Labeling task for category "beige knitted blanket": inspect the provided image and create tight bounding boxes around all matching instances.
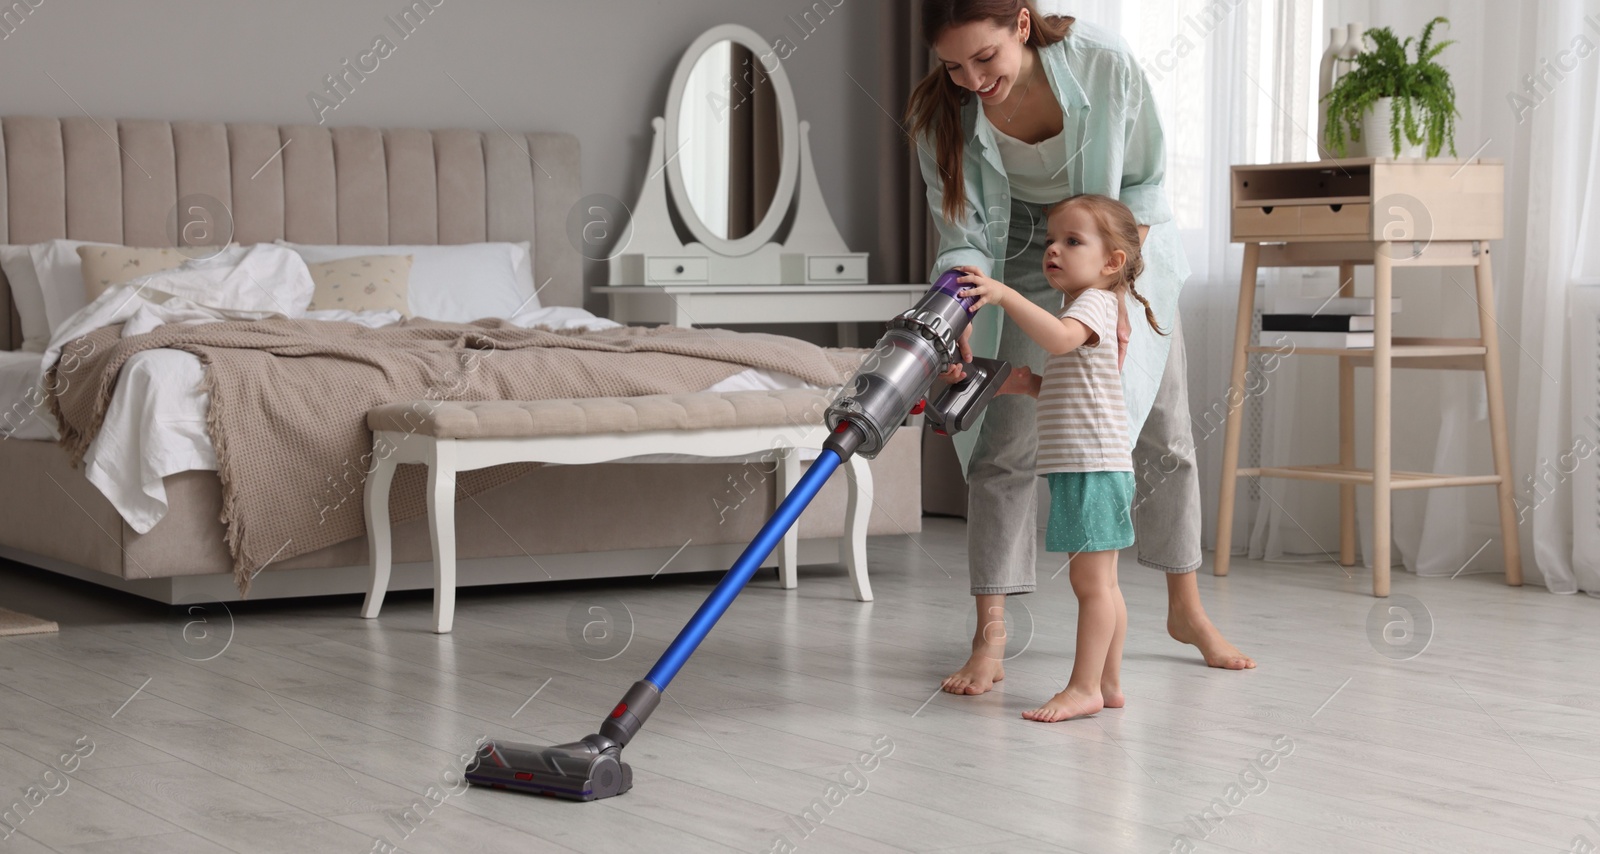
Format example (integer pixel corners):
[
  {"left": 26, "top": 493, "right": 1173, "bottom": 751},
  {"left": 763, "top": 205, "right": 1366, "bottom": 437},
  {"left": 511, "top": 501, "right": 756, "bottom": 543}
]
[{"left": 47, "top": 319, "right": 862, "bottom": 594}]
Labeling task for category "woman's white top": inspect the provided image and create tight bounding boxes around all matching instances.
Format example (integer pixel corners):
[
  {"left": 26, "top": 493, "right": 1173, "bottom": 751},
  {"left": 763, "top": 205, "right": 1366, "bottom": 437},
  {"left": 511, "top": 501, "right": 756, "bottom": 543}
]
[{"left": 982, "top": 110, "right": 1075, "bottom": 205}]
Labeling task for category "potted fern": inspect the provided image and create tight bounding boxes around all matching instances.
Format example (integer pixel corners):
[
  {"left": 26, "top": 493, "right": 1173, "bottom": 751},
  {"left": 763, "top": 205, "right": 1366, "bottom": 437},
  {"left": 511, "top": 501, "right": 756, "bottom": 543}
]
[{"left": 1323, "top": 16, "right": 1459, "bottom": 159}]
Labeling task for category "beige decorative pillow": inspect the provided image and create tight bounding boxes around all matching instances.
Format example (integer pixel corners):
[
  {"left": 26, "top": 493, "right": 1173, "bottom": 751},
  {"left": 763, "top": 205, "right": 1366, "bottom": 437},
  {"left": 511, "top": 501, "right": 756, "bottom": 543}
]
[
  {"left": 305, "top": 254, "right": 412, "bottom": 315},
  {"left": 77, "top": 245, "right": 225, "bottom": 300}
]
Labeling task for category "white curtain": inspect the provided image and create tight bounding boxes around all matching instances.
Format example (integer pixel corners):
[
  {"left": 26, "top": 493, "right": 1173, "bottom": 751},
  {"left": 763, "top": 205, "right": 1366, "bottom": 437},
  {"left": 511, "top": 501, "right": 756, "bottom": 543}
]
[
  {"left": 1313, "top": 0, "right": 1598, "bottom": 596},
  {"left": 1504, "top": 0, "right": 1600, "bottom": 595},
  {"left": 1048, "top": 0, "right": 1595, "bottom": 594}
]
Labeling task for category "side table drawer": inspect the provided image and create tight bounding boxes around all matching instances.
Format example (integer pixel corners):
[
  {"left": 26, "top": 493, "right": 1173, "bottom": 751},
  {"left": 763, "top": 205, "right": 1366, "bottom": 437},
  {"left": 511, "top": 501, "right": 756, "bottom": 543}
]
[
  {"left": 1232, "top": 205, "right": 1301, "bottom": 240},
  {"left": 1300, "top": 203, "right": 1370, "bottom": 237}
]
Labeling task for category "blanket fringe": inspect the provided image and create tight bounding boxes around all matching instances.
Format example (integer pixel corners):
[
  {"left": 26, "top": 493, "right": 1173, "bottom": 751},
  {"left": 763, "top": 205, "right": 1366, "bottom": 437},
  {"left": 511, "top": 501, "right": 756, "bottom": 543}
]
[{"left": 195, "top": 359, "right": 255, "bottom": 597}]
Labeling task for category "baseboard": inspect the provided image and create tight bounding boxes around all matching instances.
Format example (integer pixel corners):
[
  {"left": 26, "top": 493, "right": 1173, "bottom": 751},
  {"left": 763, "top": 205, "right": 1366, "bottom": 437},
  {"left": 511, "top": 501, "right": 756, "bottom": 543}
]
[{"left": 0, "top": 538, "right": 843, "bottom": 605}]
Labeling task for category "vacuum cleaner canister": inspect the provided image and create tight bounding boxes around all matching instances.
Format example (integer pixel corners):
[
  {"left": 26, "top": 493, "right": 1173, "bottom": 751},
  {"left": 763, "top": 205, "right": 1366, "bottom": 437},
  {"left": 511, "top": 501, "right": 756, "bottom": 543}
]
[{"left": 466, "top": 736, "right": 632, "bottom": 801}]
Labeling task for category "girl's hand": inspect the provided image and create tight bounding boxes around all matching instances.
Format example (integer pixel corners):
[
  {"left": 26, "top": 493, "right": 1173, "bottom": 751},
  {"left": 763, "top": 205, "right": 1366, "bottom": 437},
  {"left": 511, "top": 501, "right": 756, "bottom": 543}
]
[
  {"left": 997, "top": 365, "right": 1038, "bottom": 397},
  {"left": 953, "top": 266, "right": 1013, "bottom": 311}
]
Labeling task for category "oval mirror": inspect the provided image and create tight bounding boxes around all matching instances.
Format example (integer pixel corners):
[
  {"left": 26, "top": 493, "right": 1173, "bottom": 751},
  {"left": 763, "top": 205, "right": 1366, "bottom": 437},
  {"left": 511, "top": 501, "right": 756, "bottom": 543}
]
[{"left": 664, "top": 25, "right": 799, "bottom": 257}]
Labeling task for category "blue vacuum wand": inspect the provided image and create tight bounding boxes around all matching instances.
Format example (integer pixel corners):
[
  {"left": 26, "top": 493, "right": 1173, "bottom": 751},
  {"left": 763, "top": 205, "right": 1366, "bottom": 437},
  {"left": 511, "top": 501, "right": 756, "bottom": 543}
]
[{"left": 467, "top": 270, "right": 1010, "bottom": 800}]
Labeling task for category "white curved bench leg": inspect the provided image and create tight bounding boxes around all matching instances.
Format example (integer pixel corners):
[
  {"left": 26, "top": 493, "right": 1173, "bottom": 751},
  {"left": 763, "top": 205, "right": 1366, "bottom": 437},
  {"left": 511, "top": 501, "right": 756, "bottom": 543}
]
[
  {"left": 361, "top": 436, "right": 399, "bottom": 620},
  {"left": 843, "top": 454, "right": 873, "bottom": 602},
  {"left": 429, "top": 440, "right": 458, "bottom": 634},
  {"left": 776, "top": 446, "right": 800, "bottom": 589}
]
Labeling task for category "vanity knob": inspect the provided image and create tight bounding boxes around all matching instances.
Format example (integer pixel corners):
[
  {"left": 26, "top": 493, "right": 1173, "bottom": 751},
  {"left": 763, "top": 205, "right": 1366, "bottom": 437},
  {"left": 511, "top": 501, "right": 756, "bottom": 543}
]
[
  {"left": 675, "top": 265, "right": 685, "bottom": 274},
  {"left": 836, "top": 264, "right": 845, "bottom": 273}
]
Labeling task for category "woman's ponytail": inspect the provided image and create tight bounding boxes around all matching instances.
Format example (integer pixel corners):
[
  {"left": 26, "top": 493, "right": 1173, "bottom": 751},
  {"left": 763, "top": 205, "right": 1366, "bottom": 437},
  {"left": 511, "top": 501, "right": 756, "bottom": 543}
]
[{"left": 906, "top": 70, "right": 969, "bottom": 223}]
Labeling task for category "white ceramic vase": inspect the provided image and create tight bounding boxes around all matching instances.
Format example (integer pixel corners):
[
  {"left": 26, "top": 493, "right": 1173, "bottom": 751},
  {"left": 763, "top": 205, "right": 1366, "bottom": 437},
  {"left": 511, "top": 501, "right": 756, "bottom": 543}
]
[
  {"left": 1316, "top": 27, "right": 1347, "bottom": 150},
  {"left": 1358, "top": 96, "right": 1426, "bottom": 159}
]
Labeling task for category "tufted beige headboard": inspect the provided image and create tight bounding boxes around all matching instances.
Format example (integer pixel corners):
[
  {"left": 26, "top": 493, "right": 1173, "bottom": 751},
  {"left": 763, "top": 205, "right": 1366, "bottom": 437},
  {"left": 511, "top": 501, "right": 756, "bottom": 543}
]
[{"left": 0, "top": 116, "right": 582, "bottom": 350}]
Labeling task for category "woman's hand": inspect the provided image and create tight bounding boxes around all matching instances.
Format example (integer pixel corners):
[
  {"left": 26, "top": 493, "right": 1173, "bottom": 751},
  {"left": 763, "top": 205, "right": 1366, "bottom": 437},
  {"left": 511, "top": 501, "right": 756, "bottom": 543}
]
[
  {"left": 938, "top": 324, "right": 975, "bottom": 383},
  {"left": 954, "top": 266, "right": 1014, "bottom": 311}
]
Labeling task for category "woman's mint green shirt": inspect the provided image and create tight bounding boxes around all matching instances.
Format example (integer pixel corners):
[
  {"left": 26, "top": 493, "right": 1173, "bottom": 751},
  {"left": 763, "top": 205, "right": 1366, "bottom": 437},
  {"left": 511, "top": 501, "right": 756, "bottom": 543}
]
[{"left": 917, "top": 20, "right": 1191, "bottom": 473}]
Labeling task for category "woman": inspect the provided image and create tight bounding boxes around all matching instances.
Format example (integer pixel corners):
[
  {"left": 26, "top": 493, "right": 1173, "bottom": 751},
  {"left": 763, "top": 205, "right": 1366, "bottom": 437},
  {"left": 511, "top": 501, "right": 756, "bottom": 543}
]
[{"left": 905, "top": 0, "right": 1255, "bottom": 695}]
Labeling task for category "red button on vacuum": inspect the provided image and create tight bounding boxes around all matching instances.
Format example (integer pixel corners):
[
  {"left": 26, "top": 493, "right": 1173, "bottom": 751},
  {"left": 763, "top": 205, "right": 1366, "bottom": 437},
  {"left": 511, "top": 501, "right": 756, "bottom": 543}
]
[
  {"left": 910, "top": 399, "right": 926, "bottom": 415},
  {"left": 515, "top": 772, "right": 534, "bottom": 781},
  {"left": 610, "top": 702, "right": 629, "bottom": 719}
]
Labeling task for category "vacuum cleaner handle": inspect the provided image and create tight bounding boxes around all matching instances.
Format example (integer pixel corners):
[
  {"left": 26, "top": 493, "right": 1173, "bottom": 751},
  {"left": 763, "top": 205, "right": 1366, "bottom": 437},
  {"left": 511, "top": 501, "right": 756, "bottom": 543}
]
[{"left": 925, "top": 355, "right": 1011, "bottom": 435}]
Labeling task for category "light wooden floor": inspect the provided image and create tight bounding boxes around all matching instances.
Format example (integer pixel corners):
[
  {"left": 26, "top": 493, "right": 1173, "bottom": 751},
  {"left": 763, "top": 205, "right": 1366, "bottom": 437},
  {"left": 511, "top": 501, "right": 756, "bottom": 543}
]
[{"left": 0, "top": 518, "right": 1595, "bottom": 853}]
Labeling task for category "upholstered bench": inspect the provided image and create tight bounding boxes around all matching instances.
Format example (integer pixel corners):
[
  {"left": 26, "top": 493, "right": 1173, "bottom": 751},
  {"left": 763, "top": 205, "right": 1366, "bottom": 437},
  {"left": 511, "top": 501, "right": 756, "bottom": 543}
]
[{"left": 360, "top": 390, "right": 874, "bottom": 633}]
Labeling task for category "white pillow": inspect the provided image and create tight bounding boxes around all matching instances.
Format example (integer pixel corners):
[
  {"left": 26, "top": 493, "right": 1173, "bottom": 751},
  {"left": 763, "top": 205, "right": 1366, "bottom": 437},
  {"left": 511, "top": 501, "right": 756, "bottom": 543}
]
[
  {"left": 278, "top": 241, "right": 537, "bottom": 322},
  {"left": 0, "top": 245, "right": 51, "bottom": 353},
  {"left": 29, "top": 239, "right": 102, "bottom": 334}
]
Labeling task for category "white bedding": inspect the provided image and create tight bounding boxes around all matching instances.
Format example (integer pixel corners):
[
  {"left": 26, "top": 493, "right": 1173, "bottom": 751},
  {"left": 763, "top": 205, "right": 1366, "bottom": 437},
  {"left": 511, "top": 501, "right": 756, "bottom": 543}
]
[{"left": 2, "top": 303, "right": 824, "bottom": 534}]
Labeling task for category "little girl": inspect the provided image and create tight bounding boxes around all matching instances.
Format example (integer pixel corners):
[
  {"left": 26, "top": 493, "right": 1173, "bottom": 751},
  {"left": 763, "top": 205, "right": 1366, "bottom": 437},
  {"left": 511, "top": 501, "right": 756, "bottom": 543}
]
[{"left": 954, "top": 193, "right": 1166, "bottom": 722}]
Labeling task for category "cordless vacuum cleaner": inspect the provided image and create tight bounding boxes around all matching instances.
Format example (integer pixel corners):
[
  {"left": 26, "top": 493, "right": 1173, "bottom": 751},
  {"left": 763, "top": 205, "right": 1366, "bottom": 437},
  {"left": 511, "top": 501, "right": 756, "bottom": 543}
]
[{"left": 466, "top": 269, "right": 1009, "bottom": 801}]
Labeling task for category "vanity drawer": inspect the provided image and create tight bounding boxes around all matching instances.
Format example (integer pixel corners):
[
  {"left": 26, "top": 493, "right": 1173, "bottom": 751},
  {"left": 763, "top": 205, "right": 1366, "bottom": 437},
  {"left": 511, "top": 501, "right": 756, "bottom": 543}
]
[
  {"left": 807, "top": 254, "right": 868, "bottom": 283},
  {"left": 646, "top": 256, "right": 708, "bottom": 283},
  {"left": 1231, "top": 205, "right": 1300, "bottom": 240},
  {"left": 1300, "top": 203, "right": 1370, "bottom": 237}
]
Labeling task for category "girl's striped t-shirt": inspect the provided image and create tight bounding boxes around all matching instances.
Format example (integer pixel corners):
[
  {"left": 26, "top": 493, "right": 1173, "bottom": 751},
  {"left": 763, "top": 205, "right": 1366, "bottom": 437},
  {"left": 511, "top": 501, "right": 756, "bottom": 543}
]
[{"left": 1036, "top": 287, "right": 1134, "bottom": 474}]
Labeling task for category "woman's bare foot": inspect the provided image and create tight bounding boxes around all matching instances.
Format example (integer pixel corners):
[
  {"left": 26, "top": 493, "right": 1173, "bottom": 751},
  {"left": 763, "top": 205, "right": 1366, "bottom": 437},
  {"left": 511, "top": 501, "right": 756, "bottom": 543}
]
[
  {"left": 942, "top": 641, "right": 1006, "bottom": 695},
  {"left": 1101, "top": 683, "right": 1125, "bottom": 709},
  {"left": 1022, "top": 687, "right": 1103, "bottom": 722},
  {"left": 1167, "top": 611, "right": 1256, "bottom": 670}
]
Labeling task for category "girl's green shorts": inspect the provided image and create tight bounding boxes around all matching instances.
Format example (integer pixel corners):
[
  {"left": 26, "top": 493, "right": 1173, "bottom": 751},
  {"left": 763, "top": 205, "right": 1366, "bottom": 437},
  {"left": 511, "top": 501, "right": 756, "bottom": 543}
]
[{"left": 1044, "top": 470, "right": 1136, "bottom": 553}]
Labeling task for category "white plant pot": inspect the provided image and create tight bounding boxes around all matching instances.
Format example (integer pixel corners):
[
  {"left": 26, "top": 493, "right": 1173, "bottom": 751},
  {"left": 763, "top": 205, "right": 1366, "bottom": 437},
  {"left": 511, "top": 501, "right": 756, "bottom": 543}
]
[{"left": 1357, "top": 96, "right": 1427, "bottom": 158}]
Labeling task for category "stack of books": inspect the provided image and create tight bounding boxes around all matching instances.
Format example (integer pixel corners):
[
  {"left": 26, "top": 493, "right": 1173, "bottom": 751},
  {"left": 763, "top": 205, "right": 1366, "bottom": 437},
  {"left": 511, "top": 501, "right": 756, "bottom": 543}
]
[{"left": 1262, "top": 296, "right": 1402, "bottom": 349}]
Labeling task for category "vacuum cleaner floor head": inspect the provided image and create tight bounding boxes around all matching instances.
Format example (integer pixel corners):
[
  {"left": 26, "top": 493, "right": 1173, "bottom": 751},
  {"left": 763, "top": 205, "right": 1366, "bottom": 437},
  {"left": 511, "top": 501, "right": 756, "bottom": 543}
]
[{"left": 466, "top": 738, "right": 632, "bottom": 801}]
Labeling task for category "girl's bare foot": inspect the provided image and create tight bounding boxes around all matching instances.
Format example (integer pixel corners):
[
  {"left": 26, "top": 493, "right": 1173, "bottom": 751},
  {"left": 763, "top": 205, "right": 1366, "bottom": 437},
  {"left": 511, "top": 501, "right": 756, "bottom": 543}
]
[
  {"left": 1022, "top": 687, "right": 1103, "bottom": 722},
  {"left": 942, "top": 641, "right": 1006, "bottom": 695},
  {"left": 1167, "top": 611, "right": 1256, "bottom": 670},
  {"left": 1101, "top": 683, "right": 1124, "bottom": 709}
]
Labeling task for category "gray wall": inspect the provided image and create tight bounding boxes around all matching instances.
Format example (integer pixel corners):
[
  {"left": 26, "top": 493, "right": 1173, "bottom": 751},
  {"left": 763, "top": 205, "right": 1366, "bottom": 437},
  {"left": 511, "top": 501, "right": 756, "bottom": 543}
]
[{"left": 0, "top": 0, "right": 892, "bottom": 332}]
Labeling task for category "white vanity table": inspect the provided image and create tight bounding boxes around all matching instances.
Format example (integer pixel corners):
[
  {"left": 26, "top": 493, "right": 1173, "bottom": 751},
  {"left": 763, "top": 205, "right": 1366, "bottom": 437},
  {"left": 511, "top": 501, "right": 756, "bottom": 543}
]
[
  {"left": 595, "top": 283, "right": 927, "bottom": 346},
  {"left": 601, "top": 23, "right": 904, "bottom": 345}
]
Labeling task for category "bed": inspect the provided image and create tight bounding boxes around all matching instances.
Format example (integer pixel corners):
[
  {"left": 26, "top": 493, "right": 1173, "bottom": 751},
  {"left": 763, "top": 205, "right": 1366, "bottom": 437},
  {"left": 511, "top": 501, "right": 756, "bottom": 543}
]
[{"left": 0, "top": 115, "right": 921, "bottom": 604}]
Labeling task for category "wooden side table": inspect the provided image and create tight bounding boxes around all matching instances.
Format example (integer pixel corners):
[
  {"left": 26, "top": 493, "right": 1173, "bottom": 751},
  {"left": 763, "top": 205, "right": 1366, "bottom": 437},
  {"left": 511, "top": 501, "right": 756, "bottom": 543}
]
[{"left": 1214, "top": 157, "right": 1522, "bottom": 597}]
